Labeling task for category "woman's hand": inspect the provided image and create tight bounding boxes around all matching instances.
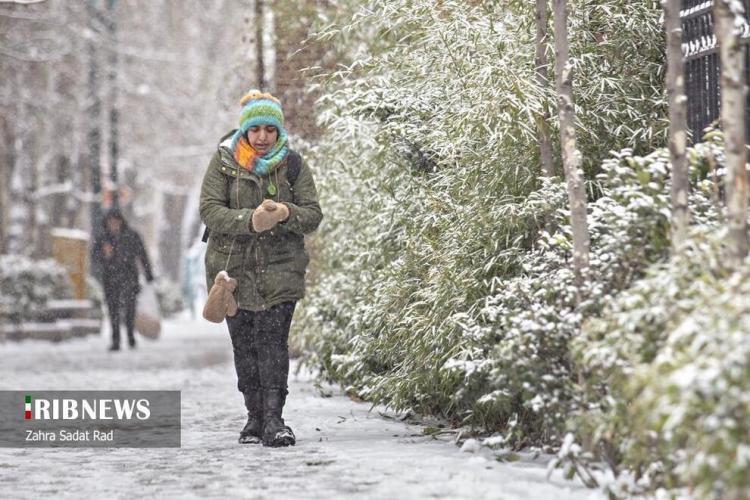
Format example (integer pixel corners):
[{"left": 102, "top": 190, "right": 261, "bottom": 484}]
[{"left": 251, "top": 199, "right": 290, "bottom": 232}]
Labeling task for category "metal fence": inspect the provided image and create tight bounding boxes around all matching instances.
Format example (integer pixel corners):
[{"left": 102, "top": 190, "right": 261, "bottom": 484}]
[{"left": 681, "top": 0, "right": 750, "bottom": 143}]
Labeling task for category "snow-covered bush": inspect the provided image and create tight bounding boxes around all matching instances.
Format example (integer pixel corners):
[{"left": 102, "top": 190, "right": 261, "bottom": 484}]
[
  {"left": 629, "top": 261, "right": 750, "bottom": 499},
  {"left": 0, "top": 254, "right": 73, "bottom": 323},
  {"left": 300, "top": 0, "right": 669, "bottom": 448},
  {"left": 298, "top": 0, "right": 747, "bottom": 494},
  {"left": 302, "top": 141, "right": 682, "bottom": 447},
  {"left": 569, "top": 228, "right": 750, "bottom": 498},
  {"left": 561, "top": 135, "right": 750, "bottom": 497},
  {"left": 448, "top": 144, "right": 702, "bottom": 445}
]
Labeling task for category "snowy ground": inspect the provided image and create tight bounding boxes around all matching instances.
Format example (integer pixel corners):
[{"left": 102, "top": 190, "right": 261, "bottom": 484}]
[{"left": 0, "top": 315, "right": 602, "bottom": 500}]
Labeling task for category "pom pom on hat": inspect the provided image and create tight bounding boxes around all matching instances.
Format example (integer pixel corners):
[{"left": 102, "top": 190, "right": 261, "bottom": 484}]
[{"left": 239, "top": 89, "right": 280, "bottom": 107}]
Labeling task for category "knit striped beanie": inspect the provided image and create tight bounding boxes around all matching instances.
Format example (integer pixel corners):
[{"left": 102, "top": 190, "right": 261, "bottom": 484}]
[{"left": 229, "top": 90, "right": 286, "bottom": 151}]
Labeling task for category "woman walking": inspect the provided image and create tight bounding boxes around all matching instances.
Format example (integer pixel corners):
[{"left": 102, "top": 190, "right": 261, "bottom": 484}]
[
  {"left": 91, "top": 208, "right": 154, "bottom": 351},
  {"left": 199, "top": 90, "right": 323, "bottom": 447}
]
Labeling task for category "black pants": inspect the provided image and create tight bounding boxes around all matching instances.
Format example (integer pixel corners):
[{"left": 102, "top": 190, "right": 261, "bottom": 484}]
[
  {"left": 104, "top": 283, "right": 138, "bottom": 346},
  {"left": 226, "top": 302, "right": 296, "bottom": 394}
]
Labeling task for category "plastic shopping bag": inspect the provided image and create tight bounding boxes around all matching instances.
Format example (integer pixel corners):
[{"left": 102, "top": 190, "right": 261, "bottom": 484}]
[{"left": 135, "top": 283, "right": 161, "bottom": 339}]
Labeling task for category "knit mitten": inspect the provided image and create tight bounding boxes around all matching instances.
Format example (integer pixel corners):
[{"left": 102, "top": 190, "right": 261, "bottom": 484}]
[
  {"left": 202, "top": 271, "right": 238, "bottom": 323},
  {"left": 251, "top": 199, "right": 290, "bottom": 232}
]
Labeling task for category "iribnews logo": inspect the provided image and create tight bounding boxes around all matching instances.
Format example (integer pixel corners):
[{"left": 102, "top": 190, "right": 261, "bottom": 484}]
[{"left": 23, "top": 395, "right": 151, "bottom": 420}]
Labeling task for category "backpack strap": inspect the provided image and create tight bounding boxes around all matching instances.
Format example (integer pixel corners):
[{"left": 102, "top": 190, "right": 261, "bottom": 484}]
[{"left": 286, "top": 150, "right": 302, "bottom": 189}]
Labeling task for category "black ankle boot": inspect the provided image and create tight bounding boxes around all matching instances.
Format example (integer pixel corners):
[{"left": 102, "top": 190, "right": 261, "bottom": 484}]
[
  {"left": 262, "top": 388, "right": 295, "bottom": 447},
  {"left": 239, "top": 389, "right": 263, "bottom": 444}
]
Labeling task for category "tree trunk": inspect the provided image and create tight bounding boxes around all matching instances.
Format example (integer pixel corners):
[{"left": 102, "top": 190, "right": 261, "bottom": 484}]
[
  {"left": 535, "top": 0, "right": 555, "bottom": 177},
  {"left": 87, "top": 0, "right": 104, "bottom": 271},
  {"left": 0, "top": 117, "right": 13, "bottom": 255},
  {"left": 664, "top": 0, "right": 690, "bottom": 249},
  {"left": 158, "top": 191, "right": 188, "bottom": 281},
  {"left": 255, "top": 0, "right": 265, "bottom": 89},
  {"left": 552, "top": 0, "right": 590, "bottom": 288},
  {"left": 107, "top": 0, "right": 120, "bottom": 208},
  {"left": 715, "top": 0, "right": 749, "bottom": 265},
  {"left": 27, "top": 109, "right": 39, "bottom": 258}
]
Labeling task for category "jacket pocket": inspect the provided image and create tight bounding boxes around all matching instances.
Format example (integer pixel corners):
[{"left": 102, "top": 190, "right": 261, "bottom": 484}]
[
  {"left": 264, "top": 232, "right": 306, "bottom": 268},
  {"left": 209, "top": 234, "right": 236, "bottom": 254}
]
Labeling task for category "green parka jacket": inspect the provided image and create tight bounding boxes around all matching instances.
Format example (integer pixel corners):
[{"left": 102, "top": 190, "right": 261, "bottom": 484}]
[{"left": 199, "top": 132, "right": 323, "bottom": 311}]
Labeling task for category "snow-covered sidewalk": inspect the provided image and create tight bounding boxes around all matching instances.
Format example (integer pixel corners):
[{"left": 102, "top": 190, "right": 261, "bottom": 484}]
[{"left": 0, "top": 316, "right": 600, "bottom": 499}]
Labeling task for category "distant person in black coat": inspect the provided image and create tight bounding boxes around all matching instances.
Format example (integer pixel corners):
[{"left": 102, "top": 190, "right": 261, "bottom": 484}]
[{"left": 91, "top": 208, "right": 154, "bottom": 351}]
